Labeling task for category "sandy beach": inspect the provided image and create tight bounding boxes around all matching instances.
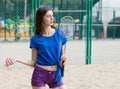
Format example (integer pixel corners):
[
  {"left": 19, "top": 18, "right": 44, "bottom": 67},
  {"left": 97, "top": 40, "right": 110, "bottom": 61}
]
[{"left": 1, "top": 39, "right": 120, "bottom": 89}]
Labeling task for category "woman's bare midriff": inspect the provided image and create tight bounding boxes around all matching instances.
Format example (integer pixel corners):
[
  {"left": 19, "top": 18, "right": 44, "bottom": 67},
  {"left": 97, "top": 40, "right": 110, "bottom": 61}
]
[{"left": 36, "top": 64, "right": 57, "bottom": 71}]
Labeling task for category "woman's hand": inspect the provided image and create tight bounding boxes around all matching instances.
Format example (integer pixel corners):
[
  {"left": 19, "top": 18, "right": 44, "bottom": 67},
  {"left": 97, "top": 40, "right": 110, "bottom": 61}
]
[
  {"left": 60, "top": 54, "right": 66, "bottom": 67},
  {"left": 5, "top": 58, "right": 17, "bottom": 66}
]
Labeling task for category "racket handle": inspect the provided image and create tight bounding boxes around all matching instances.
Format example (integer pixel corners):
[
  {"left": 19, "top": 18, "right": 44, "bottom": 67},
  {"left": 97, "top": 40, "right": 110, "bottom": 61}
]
[{"left": 61, "top": 61, "right": 65, "bottom": 77}]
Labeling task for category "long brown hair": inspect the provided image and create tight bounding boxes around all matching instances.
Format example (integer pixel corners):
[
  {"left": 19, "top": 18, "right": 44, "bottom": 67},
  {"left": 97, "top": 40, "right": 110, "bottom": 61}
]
[{"left": 34, "top": 6, "right": 55, "bottom": 35}]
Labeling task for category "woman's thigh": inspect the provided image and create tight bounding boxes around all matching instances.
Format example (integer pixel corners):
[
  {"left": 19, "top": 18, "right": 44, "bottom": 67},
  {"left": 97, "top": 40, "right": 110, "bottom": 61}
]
[
  {"left": 51, "top": 85, "right": 65, "bottom": 89},
  {"left": 32, "top": 86, "right": 46, "bottom": 89}
]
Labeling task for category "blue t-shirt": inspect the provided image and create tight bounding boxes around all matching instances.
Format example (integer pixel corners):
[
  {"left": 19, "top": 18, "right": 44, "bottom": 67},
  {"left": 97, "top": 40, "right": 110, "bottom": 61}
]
[
  {"left": 30, "top": 28, "right": 67, "bottom": 66},
  {"left": 30, "top": 28, "right": 67, "bottom": 84}
]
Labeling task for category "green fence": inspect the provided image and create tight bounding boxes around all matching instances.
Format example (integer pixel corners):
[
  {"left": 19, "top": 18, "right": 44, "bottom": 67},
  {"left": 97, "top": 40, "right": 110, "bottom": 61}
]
[
  {"left": 0, "top": 0, "right": 120, "bottom": 42},
  {"left": 0, "top": 0, "right": 32, "bottom": 41}
]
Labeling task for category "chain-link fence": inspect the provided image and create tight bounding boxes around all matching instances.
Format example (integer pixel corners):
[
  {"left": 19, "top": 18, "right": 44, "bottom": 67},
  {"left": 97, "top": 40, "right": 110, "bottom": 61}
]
[
  {"left": 0, "top": 0, "right": 32, "bottom": 41},
  {"left": 0, "top": 0, "right": 120, "bottom": 42},
  {"left": 55, "top": 7, "right": 120, "bottom": 40}
]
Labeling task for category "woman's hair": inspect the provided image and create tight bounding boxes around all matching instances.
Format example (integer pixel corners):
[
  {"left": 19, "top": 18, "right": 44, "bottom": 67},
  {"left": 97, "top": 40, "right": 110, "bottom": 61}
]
[{"left": 34, "top": 6, "right": 55, "bottom": 35}]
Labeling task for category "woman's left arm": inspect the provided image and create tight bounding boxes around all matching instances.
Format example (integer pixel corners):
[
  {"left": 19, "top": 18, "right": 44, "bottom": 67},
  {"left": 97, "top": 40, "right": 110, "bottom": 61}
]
[{"left": 60, "top": 45, "right": 66, "bottom": 66}]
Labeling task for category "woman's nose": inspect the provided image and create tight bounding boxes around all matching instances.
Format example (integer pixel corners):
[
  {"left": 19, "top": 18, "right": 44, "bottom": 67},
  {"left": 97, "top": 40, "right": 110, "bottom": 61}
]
[{"left": 51, "top": 16, "right": 54, "bottom": 20}]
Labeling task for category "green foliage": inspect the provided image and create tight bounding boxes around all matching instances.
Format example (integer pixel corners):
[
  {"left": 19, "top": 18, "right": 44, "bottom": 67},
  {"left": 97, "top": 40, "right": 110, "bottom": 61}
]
[
  {"left": 0, "top": 0, "right": 31, "bottom": 20},
  {"left": 0, "top": 0, "right": 99, "bottom": 20}
]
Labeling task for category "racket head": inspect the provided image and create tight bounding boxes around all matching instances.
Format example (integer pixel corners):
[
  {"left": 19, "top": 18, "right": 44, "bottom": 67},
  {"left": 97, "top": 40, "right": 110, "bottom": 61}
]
[{"left": 58, "top": 16, "right": 75, "bottom": 39}]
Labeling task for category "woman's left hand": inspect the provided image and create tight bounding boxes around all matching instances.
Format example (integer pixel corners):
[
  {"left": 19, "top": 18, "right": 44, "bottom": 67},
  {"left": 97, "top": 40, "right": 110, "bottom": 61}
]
[{"left": 60, "top": 54, "right": 66, "bottom": 67}]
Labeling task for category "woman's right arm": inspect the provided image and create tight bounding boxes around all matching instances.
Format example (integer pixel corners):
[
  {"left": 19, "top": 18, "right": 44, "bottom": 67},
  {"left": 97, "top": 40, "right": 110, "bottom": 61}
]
[{"left": 5, "top": 48, "right": 38, "bottom": 67}]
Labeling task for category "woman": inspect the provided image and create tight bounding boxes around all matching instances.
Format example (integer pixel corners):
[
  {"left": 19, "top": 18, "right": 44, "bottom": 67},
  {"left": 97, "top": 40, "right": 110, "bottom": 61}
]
[{"left": 5, "top": 6, "right": 67, "bottom": 89}]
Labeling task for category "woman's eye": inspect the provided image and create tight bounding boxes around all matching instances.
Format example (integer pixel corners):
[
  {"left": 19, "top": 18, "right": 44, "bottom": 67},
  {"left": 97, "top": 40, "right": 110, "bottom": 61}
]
[
  {"left": 47, "top": 16, "right": 50, "bottom": 18},
  {"left": 47, "top": 15, "right": 53, "bottom": 18}
]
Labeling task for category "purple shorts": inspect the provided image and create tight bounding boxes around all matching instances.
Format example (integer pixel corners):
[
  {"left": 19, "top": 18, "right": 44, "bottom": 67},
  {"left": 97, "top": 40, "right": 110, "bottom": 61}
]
[{"left": 31, "top": 65, "right": 64, "bottom": 88}]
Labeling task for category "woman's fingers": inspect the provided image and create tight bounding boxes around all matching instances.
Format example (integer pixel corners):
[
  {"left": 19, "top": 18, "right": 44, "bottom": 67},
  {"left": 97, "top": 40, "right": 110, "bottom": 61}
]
[
  {"left": 61, "top": 54, "right": 66, "bottom": 62},
  {"left": 60, "top": 55, "right": 67, "bottom": 67},
  {"left": 60, "top": 60, "right": 66, "bottom": 67},
  {"left": 62, "top": 61, "right": 66, "bottom": 65},
  {"left": 5, "top": 58, "right": 15, "bottom": 66}
]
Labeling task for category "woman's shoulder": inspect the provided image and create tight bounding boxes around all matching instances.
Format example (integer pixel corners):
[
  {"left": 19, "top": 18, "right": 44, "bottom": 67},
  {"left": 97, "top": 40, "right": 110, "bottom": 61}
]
[
  {"left": 56, "top": 28, "right": 66, "bottom": 36},
  {"left": 30, "top": 34, "right": 41, "bottom": 40}
]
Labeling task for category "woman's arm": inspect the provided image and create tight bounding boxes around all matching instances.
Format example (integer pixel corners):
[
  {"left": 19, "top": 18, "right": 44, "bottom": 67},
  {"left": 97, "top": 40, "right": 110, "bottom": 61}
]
[
  {"left": 60, "top": 45, "right": 66, "bottom": 66},
  {"left": 5, "top": 48, "right": 38, "bottom": 67}
]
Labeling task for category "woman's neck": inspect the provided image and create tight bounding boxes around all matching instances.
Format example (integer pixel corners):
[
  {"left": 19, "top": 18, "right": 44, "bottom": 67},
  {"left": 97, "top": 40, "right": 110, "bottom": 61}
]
[{"left": 43, "top": 26, "right": 55, "bottom": 36}]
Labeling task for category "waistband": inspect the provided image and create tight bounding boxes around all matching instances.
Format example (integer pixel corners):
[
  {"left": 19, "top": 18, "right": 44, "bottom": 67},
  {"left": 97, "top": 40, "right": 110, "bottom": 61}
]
[{"left": 36, "top": 64, "right": 57, "bottom": 71}]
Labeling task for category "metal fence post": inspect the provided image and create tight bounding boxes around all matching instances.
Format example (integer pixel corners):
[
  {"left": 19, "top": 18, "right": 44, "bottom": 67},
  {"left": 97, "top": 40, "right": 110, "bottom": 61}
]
[
  {"left": 37, "top": 0, "right": 41, "bottom": 8},
  {"left": 96, "top": 11, "right": 100, "bottom": 39},
  {"left": 86, "top": 0, "right": 93, "bottom": 64},
  {"left": 14, "top": 0, "right": 19, "bottom": 41},
  {"left": 31, "top": 0, "right": 35, "bottom": 36},
  {"left": 113, "top": 10, "right": 116, "bottom": 39},
  {"left": 4, "top": 0, "right": 7, "bottom": 41},
  {"left": 79, "top": 0, "right": 83, "bottom": 40}
]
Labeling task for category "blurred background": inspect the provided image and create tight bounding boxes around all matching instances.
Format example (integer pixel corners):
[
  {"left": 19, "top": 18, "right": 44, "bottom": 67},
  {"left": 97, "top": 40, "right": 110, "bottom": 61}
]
[{"left": 0, "top": 0, "right": 120, "bottom": 42}]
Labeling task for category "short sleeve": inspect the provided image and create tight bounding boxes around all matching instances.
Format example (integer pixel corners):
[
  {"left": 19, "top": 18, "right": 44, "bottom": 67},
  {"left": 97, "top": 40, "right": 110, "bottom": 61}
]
[
  {"left": 58, "top": 29, "right": 67, "bottom": 45},
  {"left": 30, "top": 36, "right": 38, "bottom": 49}
]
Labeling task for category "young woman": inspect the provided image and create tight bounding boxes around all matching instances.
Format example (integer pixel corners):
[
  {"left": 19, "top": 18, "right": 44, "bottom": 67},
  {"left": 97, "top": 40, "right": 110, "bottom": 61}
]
[{"left": 5, "top": 6, "right": 67, "bottom": 89}]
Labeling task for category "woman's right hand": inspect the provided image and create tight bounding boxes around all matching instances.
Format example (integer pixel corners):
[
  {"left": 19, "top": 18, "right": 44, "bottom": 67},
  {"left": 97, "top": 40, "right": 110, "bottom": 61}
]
[{"left": 5, "top": 58, "right": 16, "bottom": 66}]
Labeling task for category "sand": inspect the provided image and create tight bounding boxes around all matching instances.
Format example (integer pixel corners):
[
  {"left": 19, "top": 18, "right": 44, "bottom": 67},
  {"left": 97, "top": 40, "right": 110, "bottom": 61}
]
[
  {"left": 1, "top": 62, "right": 120, "bottom": 89},
  {"left": 1, "top": 39, "right": 120, "bottom": 89}
]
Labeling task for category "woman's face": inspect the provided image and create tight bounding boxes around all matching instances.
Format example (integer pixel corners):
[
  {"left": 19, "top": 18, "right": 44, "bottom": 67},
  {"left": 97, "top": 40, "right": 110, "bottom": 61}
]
[{"left": 42, "top": 10, "right": 54, "bottom": 27}]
